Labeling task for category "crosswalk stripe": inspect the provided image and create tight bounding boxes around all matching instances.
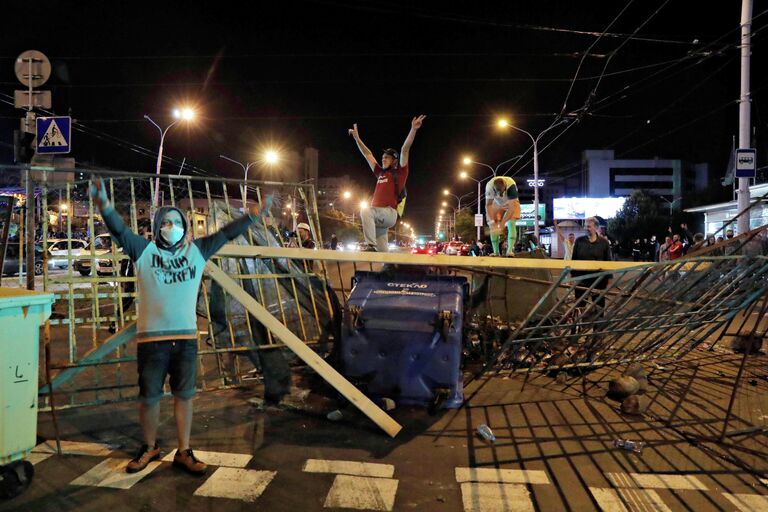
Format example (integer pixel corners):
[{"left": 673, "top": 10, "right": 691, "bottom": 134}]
[
  {"left": 323, "top": 474, "right": 399, "bottom": 511},
  {"left": 33, "top": 440, "right": 116, "bottom": 457},
  {"left": 604, "top": 472, "right": 708, "bottom": 491},
  {"left": 590, "top": 487, "right": 671, "bottom": 512},
  {"left": 303, "top": 459, "right": 395, "bottom": 478},
  {"left": 161, "top": 450, "right": 251, "bottom": 468},
  {"left": 70, "top": 458, "right": 161, "bottom": 489},
  {"left": 455, "top": 467, "right": 550, "bottom": 485},
  {"left": 193, "top": 467, "right": 276, "bottom": 502},
  {"left": 460, "top": 482, "right": 535, "bottom": 512},
  {"left": 722, "top": 493, "right": 768, "bottom": 512}
]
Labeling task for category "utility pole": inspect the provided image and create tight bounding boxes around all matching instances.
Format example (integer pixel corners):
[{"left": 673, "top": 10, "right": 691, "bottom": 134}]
[{"left": 737, "top": 0, "right": 753, "bottom": 235}]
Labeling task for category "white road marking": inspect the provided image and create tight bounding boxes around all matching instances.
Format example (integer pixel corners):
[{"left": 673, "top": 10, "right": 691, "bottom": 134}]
[
  {"left": 26, "top": 452, "right": 54, "bottom": 465},
  {"left": 460, "top": 482, "right": 535, "bottom": 512},
  {"left": 303, "top": 459, "right": 395, "bottom": 478},
  {"left": 722, "top": 493, "right": 768, "bottom": 512},
  {"left": 193, "top": 467, "right": 276, "bottom": 502},
  {"left": 455, "top": 467, "right": 550, "bottom": 485},
  {"left": 33, "top": 440, "right": 116, "bottom": 457},
  {"left": 590, "top": 487, "right": 672, "bottom": 512},
  {"left": 70, "top": 458, "right": 161, "bottom": 489},
  {"left": 161, "top": 449, "right": 251, "bottom": 468},
  {"left": 605, "top": 472, "right": 708, "bottom": 491},
  {"left": 323, "top": 474, "right": 399, "bottom": 511}
]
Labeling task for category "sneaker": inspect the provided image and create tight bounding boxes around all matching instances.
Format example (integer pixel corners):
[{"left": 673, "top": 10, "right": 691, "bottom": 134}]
[
  {"left": 172, "top": 448, "right": 208, "bottom": 475},
  {"left": 126, "top": 443, "right": 160, "bottom": 473}
]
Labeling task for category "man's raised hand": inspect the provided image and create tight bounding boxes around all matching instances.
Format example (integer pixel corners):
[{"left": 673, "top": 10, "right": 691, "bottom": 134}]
[
  {"left": 89, "top": 178, "right": 110, "bottom": 210},
  {"left": 348, "top": 123, "right": 360, "bottom": 139},
  {"left": 411, "top": 115, "right": 426, "bottom": 130}
]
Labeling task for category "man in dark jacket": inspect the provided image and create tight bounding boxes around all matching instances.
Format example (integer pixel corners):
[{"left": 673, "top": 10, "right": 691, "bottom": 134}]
[{"left": 572, "top": 217, "right": 612, "bottom": 313}]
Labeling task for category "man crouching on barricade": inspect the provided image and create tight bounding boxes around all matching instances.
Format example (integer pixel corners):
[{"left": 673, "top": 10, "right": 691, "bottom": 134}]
[{"left": 90, "top": 179, "right": 260, "bottom": 475}]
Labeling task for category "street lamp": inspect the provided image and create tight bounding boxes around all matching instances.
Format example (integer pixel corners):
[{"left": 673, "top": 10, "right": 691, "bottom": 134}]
[
  {"left": 264, "top": 150, "right": 279, "bottom": 164},
  {"left": 220, "top": 149, "right": 280, "bottom": 207},
  {"left": 145, "top": 106, "right": 196, "bottom": 208},
  {"left": 360, "top": 200, "right": 369, "bottom": 210},
  {"left": 496, "top": 117, "right": 569, "bottom": 240},
  {"left": 343, "top": 190, "right": 352, "bottom": 199},
  {"left": 443, "top": 190, "right": 473, "bottom": 240},
  {"left": 460, "top": 171, "right": 483, "bottom": 240}
]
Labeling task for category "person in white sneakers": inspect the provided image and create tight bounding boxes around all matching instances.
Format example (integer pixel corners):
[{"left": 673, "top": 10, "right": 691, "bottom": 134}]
[{"left": 349, "top": 115, "right": 425, "bottom": 251}]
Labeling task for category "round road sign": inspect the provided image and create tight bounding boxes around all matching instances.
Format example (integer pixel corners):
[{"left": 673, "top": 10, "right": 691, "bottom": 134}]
[{"left": 15, "top": 50, "right": 51, "bottom": 88}]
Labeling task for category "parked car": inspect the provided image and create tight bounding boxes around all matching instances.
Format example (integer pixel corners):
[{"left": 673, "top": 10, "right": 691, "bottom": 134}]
[
  {"left": 459, "top": 243, "right": 471, "bottom": 256},
  {"left": 47, "top": 238, "right": 88, "bottom": 269},
  {"left": 73, "top": 234, "right": 122, "bottom": 276},
  {"left": 1, "top": 243, "right": 44, "bottom": 276}
]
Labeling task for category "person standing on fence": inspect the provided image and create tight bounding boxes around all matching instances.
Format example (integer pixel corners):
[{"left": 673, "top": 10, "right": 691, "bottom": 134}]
[
  {"left": 485, "top": 176, "right": 522, "bottom": 256},
  {"left": 348, "top": 115, "right": 425, "bottom": 252},
  {"left": 90, "top": 179, "right": 261, "bottom": 476},
  {"left": 571, "top": 216, "right": 612, "bottom": 314}
]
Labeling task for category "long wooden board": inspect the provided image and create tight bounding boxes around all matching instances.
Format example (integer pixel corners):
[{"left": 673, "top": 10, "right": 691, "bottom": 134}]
[
  {"left": 216, "top": 244, "right": 648, "bottom": 272},
  {"left": 204, "top": 261, "right": 402, "bottom": 438}
]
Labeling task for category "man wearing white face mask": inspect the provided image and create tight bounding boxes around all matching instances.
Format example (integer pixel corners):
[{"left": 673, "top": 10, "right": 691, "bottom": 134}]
[{"left": 90, "top": 179, "right": 260, "bottom": 476}]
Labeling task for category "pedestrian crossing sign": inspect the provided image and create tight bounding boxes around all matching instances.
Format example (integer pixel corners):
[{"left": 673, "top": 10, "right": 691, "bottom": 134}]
[{"left": 36, "top": 116, "right": 71, "bottom": 154}]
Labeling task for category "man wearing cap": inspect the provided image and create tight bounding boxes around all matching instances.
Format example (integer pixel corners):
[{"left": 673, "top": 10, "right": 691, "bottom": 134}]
[
  {"left": 485, "top": 176, "right": 521, "bottom": 256},
  {"left": 349, "top": 115, "right": 426, "bottom": 251}
]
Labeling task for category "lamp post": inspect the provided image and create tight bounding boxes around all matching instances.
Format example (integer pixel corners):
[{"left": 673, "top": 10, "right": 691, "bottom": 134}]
[
  {"left": 220, "top": 149, "right": 280, "bottom": 208},
  {"left": 460, "top": 154, "right": 524, "bottom": 241},
  {"left": 497, "top": 118, "right": 568, "bottom": 240},
  {"left": 145, "top": 107, "right": 195, "bottom": 209},
  {"left": 443, "top": 189, "right": 472, "bottom": 240}
]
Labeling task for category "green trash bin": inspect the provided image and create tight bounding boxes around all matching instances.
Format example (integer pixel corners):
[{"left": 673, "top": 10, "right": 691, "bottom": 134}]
[{"left": 0, "top": 288, "right": 54, "bottom": 499}]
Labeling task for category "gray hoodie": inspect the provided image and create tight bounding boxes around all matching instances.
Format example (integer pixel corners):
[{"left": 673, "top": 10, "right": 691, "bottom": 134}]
[{"left": 102, "top": 204, "right": 255, "bottom": 342}]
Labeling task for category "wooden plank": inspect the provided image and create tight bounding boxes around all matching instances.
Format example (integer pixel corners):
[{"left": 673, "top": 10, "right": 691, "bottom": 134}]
[
  {"left": 39, "top": 322, "right": 137, "bottom": 394},
  {"left": 205, "top": 261, "right": 402, "bottom": 438},
  {"left": 215, "top": 244, "right": 646, "bottom": 272}
]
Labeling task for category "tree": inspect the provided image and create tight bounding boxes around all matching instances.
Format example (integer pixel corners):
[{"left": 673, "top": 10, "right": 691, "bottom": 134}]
[
  {"left": 607, "top": 190, "right": 688, "bottom": 251},
  {"left": 454, "top": 208, "right": 477, "bottom": 242}
]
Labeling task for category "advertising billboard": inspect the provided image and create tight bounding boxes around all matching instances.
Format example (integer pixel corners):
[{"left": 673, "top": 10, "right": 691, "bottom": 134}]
[
  {"left": 553, "top": 197, "right": 627, "bottom": 220},
  {"left": 516, "top": 204, "right": 546, "bottom": 226}
]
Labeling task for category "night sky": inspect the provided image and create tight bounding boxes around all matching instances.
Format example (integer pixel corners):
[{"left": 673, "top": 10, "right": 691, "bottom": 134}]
[{"left": 2, "top": 0, "right": 766, "bottom": 234}]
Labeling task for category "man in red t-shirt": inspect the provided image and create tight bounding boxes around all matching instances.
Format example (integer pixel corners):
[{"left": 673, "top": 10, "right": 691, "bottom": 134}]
[
  {"left": 349, "top": 115, "right": 426, "bottom": 251},
  {"left": 668, "top": 234, "right": 684, "bottom": 260}
]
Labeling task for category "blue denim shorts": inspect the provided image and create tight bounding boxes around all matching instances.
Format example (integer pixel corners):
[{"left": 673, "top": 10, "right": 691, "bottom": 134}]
[{"left": 136, "top": 340, "right": 198, "bottom": 404}]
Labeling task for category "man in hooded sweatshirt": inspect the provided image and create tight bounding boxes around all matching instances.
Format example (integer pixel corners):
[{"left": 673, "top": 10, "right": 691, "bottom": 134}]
[{"left": 90, "top": 179, "right": 260, "bottom": 475}]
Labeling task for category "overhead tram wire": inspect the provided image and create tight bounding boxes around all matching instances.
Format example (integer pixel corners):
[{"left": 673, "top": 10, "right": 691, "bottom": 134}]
[
  {"left": 0, "top": 92, "right": 215, "bottom": 178},
  {"left": 588, "top": 7, "right": 768, "bottom": 114},
  {"left": 506, "top": 0, "right": 716, "bottom": 180},
  {"left": 309, "top": 0, "right": 699, "bottom": 46},
  {"left": 504, "top": 0, "right": 646, "bottom": 179},
  {"left": 558, "top": 0, "right": 637, "bottom": 118}
]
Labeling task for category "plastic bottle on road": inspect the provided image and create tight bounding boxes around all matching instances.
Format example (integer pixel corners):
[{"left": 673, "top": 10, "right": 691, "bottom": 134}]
[
  {"left": 613, "top": 438, "right": 644, "bottom": 454},
  {"left": 477, "top": 424, "right": 496, "bottom": 443}
]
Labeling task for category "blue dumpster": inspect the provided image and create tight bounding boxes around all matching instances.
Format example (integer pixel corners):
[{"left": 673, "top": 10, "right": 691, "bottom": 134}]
[{"left": 341, "top": 271, "right": 466, "bottom": 409}]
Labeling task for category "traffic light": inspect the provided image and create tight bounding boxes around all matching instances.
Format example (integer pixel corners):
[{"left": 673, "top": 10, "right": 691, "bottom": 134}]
[{"left": 13, "top": 129, "right": 35, "bottom": 164}]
